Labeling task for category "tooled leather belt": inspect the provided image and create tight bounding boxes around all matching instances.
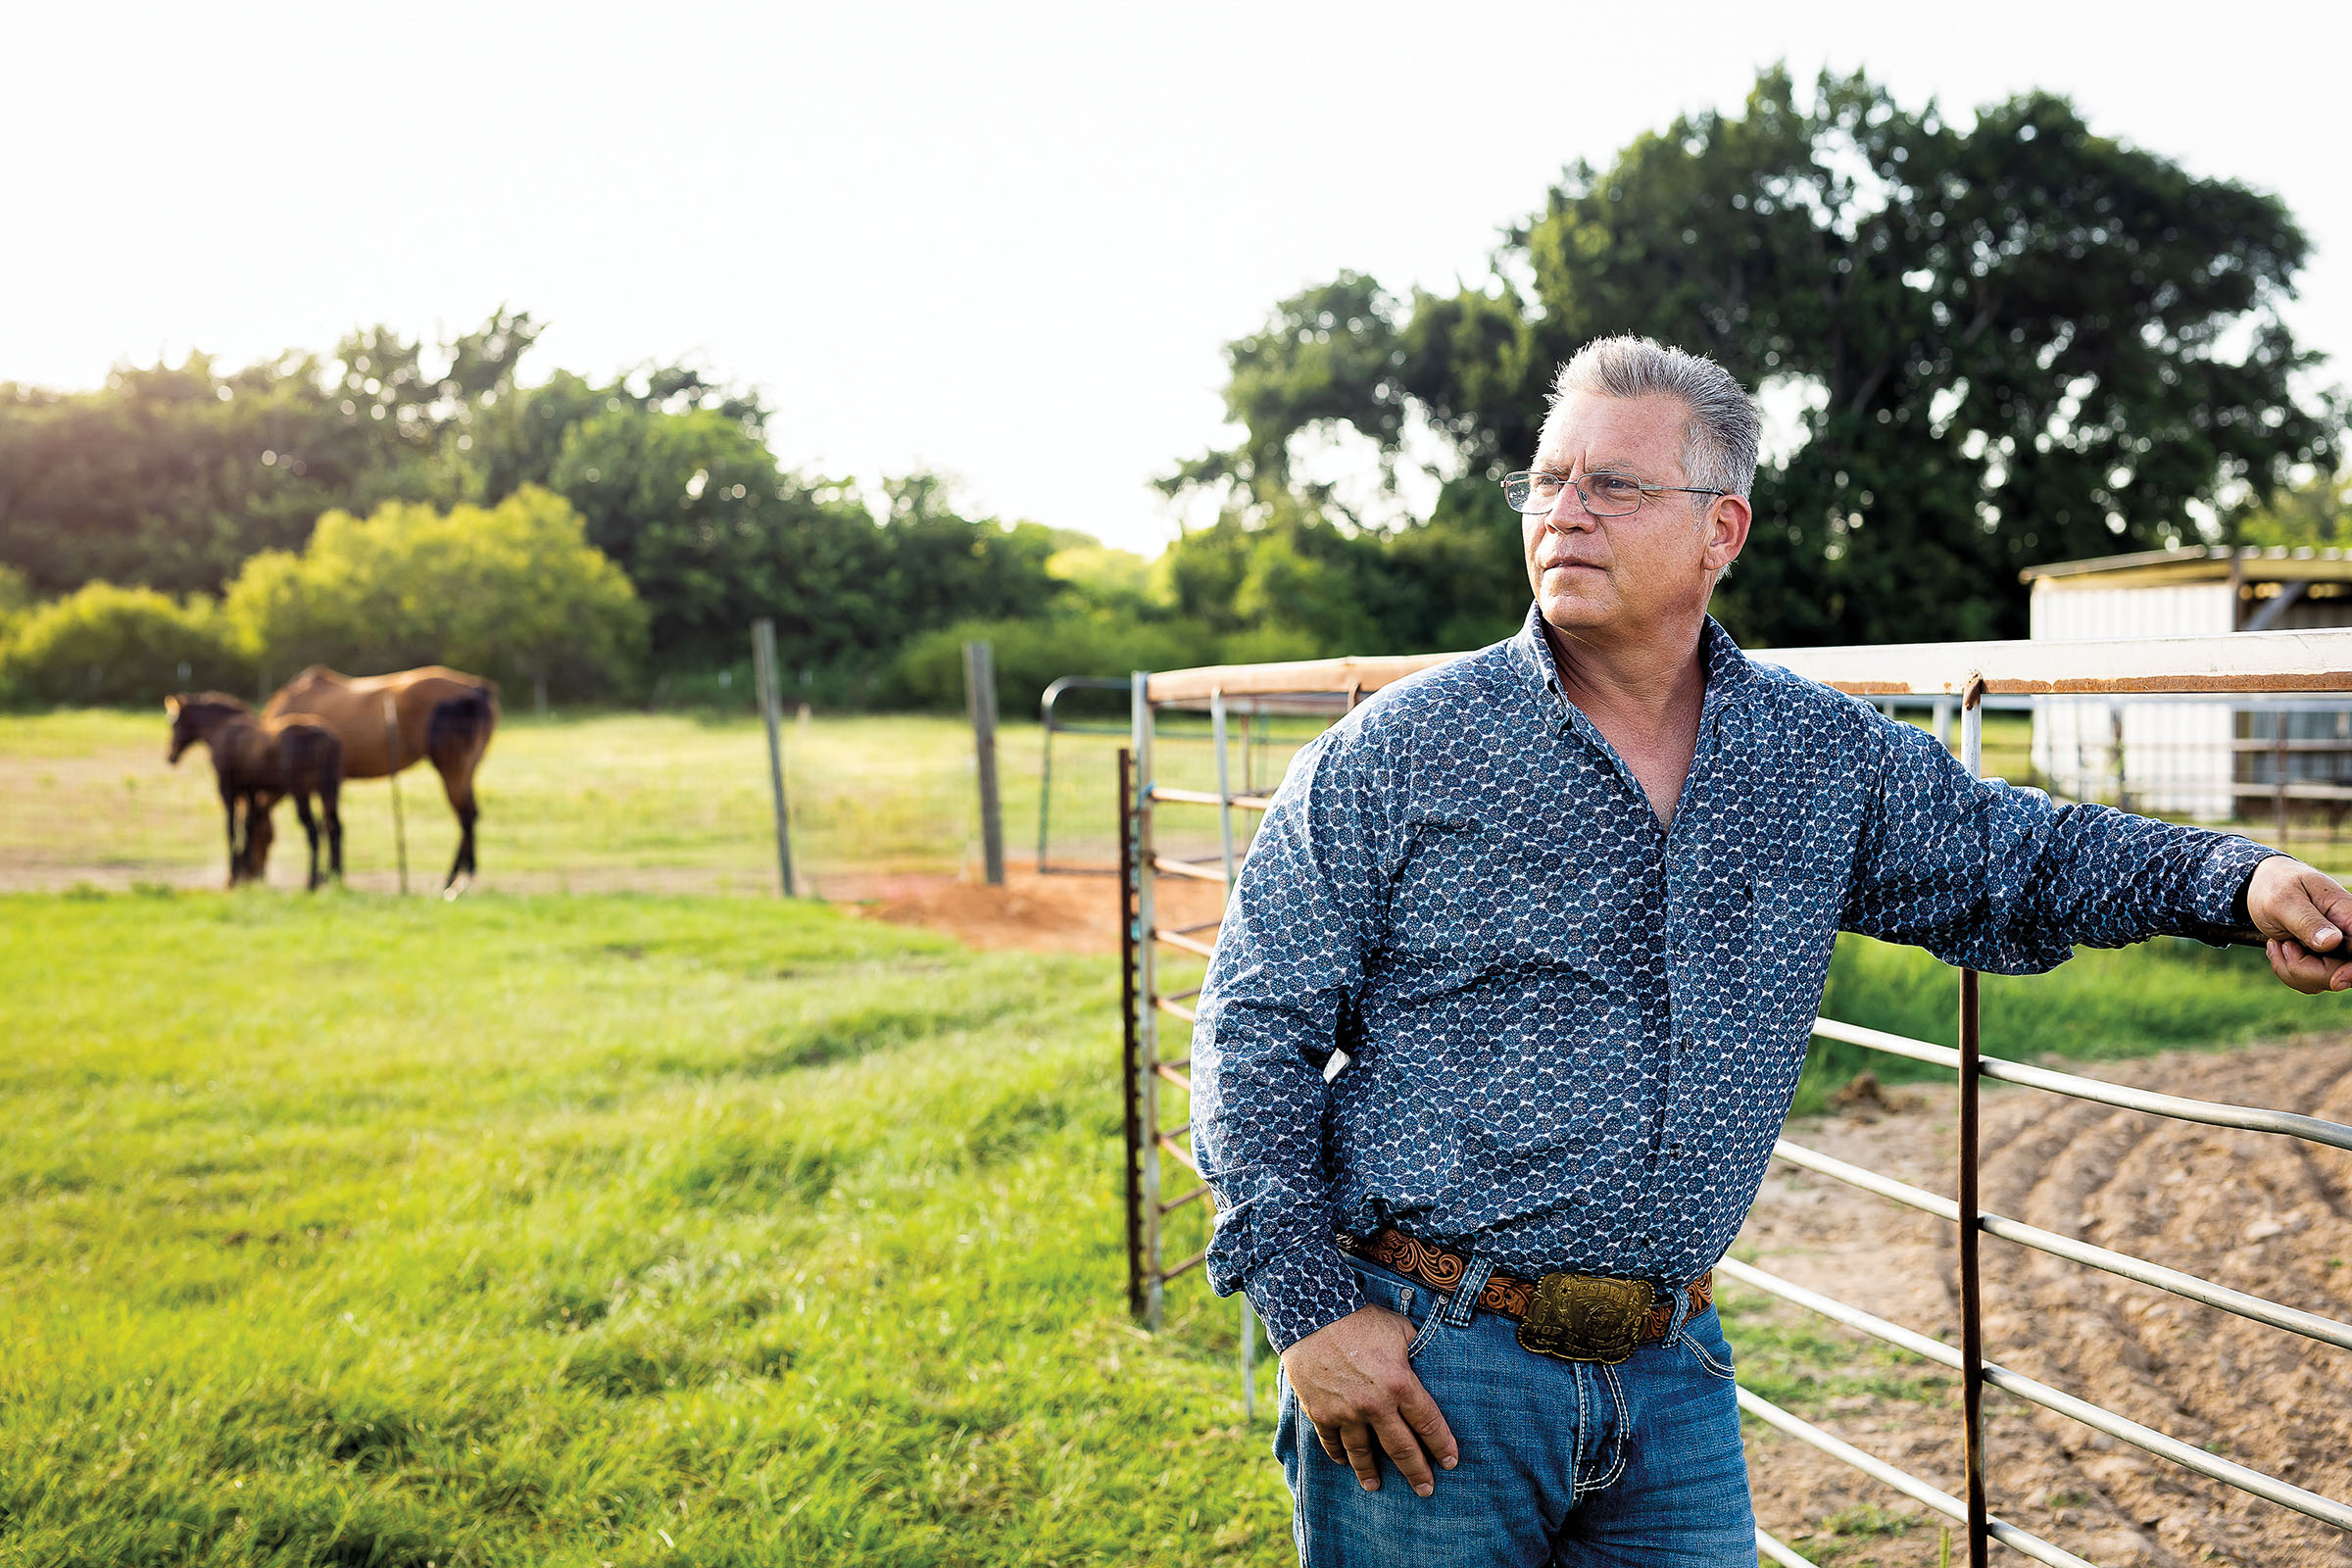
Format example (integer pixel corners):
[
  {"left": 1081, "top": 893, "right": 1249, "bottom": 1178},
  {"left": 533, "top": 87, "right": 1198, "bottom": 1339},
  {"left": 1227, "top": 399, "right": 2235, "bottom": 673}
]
[{"left": 1338, "top": 1227, "right": 1713, "bottom": 1365}]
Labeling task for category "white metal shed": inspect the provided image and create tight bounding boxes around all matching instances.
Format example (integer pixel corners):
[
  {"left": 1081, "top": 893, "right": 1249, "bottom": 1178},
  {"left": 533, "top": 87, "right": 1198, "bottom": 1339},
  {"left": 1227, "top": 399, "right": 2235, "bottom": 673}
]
[{"left": 2027, "top": 546, "right": 2352, "bottom": 818}]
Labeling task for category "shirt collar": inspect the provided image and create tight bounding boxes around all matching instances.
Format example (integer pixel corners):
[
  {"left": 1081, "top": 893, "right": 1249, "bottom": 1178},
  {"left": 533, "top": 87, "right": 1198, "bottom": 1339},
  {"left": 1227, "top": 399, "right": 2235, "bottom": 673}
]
[{"left": 1509, "top": 601, "right": 1756, "bottom": 719}]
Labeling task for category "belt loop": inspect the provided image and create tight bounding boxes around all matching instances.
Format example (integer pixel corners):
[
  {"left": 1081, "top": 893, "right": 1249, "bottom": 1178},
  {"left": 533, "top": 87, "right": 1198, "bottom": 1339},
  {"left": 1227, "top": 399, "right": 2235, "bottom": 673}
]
[
  {"left": 1664, "top": 1277, "right": 1694, "bottom": 1346},
  {"left": 1445, "top": 1255, "right": 1496, "bottom": 1327}
]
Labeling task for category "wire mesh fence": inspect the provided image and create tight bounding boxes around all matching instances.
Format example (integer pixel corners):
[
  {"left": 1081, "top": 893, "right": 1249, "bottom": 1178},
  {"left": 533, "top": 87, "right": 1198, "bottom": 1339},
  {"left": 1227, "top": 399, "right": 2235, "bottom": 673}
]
[{"left": 0, "top": 706, "right": 1097, "bottom": 898}]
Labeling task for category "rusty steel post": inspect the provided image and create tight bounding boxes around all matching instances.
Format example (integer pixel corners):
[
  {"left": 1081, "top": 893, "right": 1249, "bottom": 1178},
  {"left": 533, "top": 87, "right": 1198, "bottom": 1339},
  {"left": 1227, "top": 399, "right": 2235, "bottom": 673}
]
[
  {"left": 1118, "top": 746, "right": 1147, "bottom": 1319},
  {"left": 1958, "top": 676, "right": 1989, "bottom": 1568},
  {"left": 1132, "top": 672, "right": 1164, "bottom": 1330},
  {"left": 382, "top": 693, "right": 410, "bottom": 897}
]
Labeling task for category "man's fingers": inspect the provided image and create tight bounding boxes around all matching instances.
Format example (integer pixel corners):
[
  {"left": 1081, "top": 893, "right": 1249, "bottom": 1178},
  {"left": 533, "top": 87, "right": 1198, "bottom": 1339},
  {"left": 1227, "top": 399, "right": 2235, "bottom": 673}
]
[
  {"left": 2283, "top": 875, "right": 2349, "bottom": 954},
  {"left": 2304, "top": 875, "right": 2352, "bottom": 954},
  {"left": 1313, "top": 1421, "right": 1348, "bottom": 1467},
  {"left": 1340, "top": 1423, "right": 1383, "bottom": 1492},
  {"left": 1371, "top": 1410, "right": 1436, "bottom": 1496},
  {"left": 2256, "top": 861, "right": 2352, "bottom": 954},
  {"left": 2267, "top": 938, "right": 2352, "bottom": 995},
  {"left": 1396, "top": 1375, "right": 1459, "bottom": 1471}
]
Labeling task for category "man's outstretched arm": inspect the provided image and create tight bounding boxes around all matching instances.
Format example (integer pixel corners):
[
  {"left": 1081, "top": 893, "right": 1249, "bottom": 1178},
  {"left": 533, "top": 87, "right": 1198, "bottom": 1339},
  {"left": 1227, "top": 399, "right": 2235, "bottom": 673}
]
[{"left": 1841, "top": 712, "right": 2293, "bottom": 972}]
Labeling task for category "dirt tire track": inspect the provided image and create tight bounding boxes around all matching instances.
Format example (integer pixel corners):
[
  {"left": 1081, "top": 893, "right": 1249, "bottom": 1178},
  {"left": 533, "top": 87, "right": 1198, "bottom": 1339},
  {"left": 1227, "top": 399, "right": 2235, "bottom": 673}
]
[{"left": 1740, "top": 1039, "right": 2352, "bottom": 1566}]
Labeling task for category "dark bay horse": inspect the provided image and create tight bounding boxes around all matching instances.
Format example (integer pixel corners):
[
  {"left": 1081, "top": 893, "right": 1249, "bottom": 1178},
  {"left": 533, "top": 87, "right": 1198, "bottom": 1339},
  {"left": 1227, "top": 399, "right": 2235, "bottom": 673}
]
[
  {"left": 263, "top": 665, "right": 499, "bottom": 892},
  {"left": 166, "top": 694, "right": 345, "bottom": 890}
]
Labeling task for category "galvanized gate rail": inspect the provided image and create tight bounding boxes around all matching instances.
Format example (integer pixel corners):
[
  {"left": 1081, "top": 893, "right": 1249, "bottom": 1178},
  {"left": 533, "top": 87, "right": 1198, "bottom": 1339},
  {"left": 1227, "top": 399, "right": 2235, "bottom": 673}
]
[{"left": 1118, "top": 626, "right": 2352, "bottom": 1566}]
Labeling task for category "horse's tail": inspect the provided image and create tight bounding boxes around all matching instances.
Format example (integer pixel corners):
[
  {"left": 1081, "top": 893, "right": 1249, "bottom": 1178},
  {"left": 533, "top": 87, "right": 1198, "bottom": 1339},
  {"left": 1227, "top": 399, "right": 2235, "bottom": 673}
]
[{"left": 426, "top": 686, "right": 497, "bottom": 774}]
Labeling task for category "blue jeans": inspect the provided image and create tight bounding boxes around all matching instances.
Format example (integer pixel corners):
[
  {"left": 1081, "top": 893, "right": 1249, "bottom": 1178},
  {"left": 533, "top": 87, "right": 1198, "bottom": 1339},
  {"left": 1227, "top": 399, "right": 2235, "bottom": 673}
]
[{"left": 1274, "top": 1256, "right": 1755, "bottom": 1566}]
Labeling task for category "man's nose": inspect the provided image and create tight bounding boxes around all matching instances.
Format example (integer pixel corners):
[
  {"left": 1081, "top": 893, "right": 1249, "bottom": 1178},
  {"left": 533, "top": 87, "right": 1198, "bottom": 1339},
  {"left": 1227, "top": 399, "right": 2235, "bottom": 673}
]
[{"left": 1543, "top": 484, "right": 1595, "bottom": 533}]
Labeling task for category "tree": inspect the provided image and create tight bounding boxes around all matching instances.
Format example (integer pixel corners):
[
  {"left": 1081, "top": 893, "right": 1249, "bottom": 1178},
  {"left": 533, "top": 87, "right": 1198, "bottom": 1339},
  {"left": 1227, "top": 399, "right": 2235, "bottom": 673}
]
[
  {"left": 0, "top": 309, "right": 544, "bottom": 599},
  {"left": 223, "top": 487, "right": 647, "bottom": 699},
  {"left": 2233, "top": 466, "right": 2352, "bottom": 549},
  {"left": 870, "top": 472, "right": 1065, "bottom": 634},
  {"left": 548, "top": 403, "right": 892, "bottom": 672},
  {"left": 1172, "top": 69, "right": 2340, "bottom": 647},
  {"left": 0, "top": 311, "right": 1084, "bottom": 690}
]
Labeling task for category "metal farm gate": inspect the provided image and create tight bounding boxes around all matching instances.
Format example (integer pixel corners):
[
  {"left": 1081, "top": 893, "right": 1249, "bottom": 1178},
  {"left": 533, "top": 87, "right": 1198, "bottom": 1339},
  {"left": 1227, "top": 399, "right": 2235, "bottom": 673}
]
[{"left": 1116, "top": 629, "right": 2352, "bottom": 1568}]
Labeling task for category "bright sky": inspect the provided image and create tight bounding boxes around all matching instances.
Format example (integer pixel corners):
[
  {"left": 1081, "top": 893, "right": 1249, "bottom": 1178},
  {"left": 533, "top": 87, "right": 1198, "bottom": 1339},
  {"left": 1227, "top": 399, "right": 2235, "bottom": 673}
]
[{"left": 5, "top": 1, "right": 2347, "bottom": 555}]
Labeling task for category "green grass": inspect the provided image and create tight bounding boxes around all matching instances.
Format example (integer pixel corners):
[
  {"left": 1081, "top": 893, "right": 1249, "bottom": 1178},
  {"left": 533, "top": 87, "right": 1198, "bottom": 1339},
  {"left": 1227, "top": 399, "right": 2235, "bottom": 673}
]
[{"left": 0, "top": 891, "right": 1273, "bottom": 1566}]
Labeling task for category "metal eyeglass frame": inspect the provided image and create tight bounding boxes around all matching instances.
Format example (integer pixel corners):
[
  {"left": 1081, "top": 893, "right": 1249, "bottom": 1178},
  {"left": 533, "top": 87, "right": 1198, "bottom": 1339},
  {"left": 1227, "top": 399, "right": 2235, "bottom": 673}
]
[{"left": 1500, "top": 469, "right": 1729, "bottom": 518}]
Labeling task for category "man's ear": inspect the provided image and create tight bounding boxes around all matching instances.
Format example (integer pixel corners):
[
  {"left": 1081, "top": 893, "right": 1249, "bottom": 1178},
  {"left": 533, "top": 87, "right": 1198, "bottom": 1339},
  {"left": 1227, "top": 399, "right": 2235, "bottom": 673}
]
[{"left": 1703, "top": 494, "right": 1752, "bottom": 573}]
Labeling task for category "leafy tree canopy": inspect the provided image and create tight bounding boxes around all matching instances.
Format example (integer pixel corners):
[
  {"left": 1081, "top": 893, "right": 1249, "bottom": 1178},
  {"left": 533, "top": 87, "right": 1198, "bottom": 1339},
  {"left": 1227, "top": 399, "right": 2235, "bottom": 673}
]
[
  {"left": 0, "top": 313, "right": 1078, "bottom": 685},
  {"left": 2232, "top": 466, "right": 2352, "bottom": 549},
  {"left": 1171, "top": 68, "right": 2341, "bottom": 647}
]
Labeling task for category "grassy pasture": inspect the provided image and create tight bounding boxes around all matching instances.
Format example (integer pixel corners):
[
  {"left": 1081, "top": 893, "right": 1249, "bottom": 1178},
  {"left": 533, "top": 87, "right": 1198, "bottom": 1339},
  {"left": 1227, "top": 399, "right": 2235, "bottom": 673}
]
[
  {"left": 0, "top": 892, "right": 1260, "bottom": 1566},
  {"left": 0, "top": 709, "right": 1315, "bottom": 897}
]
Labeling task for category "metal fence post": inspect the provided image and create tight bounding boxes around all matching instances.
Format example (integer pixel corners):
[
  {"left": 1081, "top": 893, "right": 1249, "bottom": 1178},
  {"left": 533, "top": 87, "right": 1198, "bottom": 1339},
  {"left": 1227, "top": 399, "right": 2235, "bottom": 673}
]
[
  {"left": 381, "top": 693, "right": 409, "bottom": 897},
  {"left": 1118, "top": 746, "right": 1147, "bottom": 1318},
  {"left": 1959, "top": 675, "right": 1989, "bottom": 1568},
  {"left": 964, "top": 641, "right": 1004, "bottom": 886},
  {"left": 752, "top": 618, "right": 797, "bottom": 898},
  {"left": 1131, "top": 670, "right": 1163, "bottom": 1329}
]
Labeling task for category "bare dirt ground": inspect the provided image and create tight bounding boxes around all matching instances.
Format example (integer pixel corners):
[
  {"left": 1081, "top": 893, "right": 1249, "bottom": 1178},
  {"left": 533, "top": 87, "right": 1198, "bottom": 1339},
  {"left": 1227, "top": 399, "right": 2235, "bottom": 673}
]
[
  {"left": 826, "top": 866, "right": 1224, "bottom": 953},
  {"left": 1739, "top": 1043, "right": 2352, "bottom": 1566}
]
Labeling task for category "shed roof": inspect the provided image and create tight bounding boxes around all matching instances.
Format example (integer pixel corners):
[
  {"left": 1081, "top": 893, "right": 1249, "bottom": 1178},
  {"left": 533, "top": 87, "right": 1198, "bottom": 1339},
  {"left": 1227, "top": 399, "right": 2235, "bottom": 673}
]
[{"left": 2022, "top": 544, "right": 2352, "bottom": 589}]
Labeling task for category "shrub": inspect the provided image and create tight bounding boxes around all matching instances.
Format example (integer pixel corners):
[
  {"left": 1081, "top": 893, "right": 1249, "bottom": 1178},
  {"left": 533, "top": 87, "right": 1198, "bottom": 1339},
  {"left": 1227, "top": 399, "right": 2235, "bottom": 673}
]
[
  {"left": 224, "top": 486, "right": 648, "bottom": 700},
  {"left": 0, "top": 581, "right": 248, "bottom": 707}
]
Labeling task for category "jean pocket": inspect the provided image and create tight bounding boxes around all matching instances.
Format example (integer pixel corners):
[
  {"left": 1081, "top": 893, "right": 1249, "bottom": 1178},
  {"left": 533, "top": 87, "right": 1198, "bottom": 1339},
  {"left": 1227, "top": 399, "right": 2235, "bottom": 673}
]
[
  {"left": 1687, "top": 1333, "right": 1737, "bottom": 1381},
  {"left": 1403, "top": 1304, "right": 1445, "bottom": 1361}
]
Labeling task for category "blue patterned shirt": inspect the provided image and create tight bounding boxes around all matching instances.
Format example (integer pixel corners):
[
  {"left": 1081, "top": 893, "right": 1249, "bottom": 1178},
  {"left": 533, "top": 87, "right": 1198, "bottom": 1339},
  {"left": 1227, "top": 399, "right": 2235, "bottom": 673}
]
[{"left": 1192, "top": 606, "right": 2276, "bottom": 1349}]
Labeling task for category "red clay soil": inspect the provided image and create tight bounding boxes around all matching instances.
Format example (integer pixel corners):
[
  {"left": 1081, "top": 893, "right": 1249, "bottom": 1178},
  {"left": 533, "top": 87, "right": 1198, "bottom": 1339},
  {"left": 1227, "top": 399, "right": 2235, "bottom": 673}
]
[
  {"left": 1738, "top": 1042, "right": 2352, "bottom": 1566},
  {"left": 824, "top": 867, "right": 1226, "bottom": 954}
]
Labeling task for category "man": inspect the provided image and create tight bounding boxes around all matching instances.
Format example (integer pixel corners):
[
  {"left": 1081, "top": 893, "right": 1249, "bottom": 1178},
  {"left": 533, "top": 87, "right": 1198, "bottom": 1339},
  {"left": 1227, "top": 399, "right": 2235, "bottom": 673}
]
[{"left": 1190, "top": 334, "right": 2352, "bottom": 1566}]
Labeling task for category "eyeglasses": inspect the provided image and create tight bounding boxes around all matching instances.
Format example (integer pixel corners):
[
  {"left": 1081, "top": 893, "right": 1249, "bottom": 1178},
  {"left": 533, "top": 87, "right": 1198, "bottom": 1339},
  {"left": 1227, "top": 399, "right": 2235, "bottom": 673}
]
[{"left": 1500, "top": 469, "right": 1728, "bottom": 517}]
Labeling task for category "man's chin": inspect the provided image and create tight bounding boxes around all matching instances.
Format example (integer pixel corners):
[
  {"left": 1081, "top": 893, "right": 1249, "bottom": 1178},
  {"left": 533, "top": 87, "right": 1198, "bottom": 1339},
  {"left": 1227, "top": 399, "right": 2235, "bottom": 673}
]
[{"left": 1537, "top": 590, "right": 1617, "bottom": 632}]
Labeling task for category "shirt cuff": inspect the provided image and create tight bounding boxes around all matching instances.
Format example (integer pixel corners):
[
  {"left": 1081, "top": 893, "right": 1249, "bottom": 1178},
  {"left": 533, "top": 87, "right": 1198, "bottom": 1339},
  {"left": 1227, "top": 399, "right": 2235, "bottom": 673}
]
[
  {"left": 2184, "top": 836, "right": 2284, "bottom": 940},
  {"left": 1241, "top": 1242, "right": 1367, "bottom": 1350}
]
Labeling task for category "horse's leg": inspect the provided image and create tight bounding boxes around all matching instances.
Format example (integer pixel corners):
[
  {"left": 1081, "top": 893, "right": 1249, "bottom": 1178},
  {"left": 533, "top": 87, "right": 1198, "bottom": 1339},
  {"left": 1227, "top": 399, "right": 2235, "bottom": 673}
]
[
  {"left": 292, "top": 789, "right": 321, "bottom": 892},
  {"left": 246, "top": 798, "right": 276, "bottom": 884},
  {"left": 220, "top": 783, "right": 242, "bottom": 886},
  {"left": 321, "top": 775, "right": 344, "bottom": 884},
  {"left": 436, "top": 765, "right": 479, "bottom": 892},
  {"left": 425, "top": 691, "right": 493, "bottom": 894}
]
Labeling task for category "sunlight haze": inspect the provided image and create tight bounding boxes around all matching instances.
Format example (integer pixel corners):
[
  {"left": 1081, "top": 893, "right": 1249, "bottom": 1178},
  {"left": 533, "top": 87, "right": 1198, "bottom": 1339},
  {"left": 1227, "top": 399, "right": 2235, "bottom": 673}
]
[{"left": 5, "top": 0, "right": 2346, "bottom": 555}]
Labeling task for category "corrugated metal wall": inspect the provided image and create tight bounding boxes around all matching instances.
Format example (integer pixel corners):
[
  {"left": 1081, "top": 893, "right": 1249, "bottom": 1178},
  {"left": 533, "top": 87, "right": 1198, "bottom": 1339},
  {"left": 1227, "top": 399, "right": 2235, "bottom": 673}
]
[{"left": 2029, "top": 582, "right": 2235, "bottom": 817}]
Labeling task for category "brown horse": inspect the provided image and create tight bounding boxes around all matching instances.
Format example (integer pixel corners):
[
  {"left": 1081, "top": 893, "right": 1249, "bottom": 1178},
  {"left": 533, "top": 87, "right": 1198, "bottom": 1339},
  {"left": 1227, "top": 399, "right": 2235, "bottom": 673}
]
[
  {"left": 263, "top": 665, "right": 500, "bottom": 892},
  {"left": 166, "top": 694, "right": 345, "bottom": 890}
]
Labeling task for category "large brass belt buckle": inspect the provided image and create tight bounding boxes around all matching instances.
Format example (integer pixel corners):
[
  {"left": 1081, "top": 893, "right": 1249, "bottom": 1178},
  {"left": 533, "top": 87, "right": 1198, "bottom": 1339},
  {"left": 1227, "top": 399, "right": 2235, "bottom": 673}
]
[{"left": 1515, "top": 1273, "right": 1655, "bottom": 1365}]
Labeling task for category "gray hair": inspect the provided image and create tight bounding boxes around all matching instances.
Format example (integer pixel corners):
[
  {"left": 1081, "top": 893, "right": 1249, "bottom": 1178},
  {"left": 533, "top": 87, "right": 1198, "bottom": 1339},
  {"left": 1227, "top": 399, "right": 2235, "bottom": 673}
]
[{"left": 1543, "top": 335, "right": 1759, "bottom": 502}]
